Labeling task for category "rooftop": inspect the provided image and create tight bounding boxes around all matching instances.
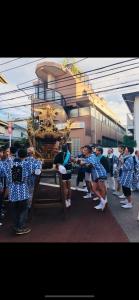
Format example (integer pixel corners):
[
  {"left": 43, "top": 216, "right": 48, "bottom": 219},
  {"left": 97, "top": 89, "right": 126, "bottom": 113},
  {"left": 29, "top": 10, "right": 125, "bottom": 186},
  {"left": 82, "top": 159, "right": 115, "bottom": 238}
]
[{"left": 122, "top": 91, "right": 139, "bottom": 113}]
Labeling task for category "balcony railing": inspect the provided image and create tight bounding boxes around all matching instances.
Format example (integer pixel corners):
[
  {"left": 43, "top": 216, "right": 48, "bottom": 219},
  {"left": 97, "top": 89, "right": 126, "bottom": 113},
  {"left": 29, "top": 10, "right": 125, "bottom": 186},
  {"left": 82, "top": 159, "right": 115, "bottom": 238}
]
[{"left": 34, "top": 87, "right": 66, "bottom": 107}]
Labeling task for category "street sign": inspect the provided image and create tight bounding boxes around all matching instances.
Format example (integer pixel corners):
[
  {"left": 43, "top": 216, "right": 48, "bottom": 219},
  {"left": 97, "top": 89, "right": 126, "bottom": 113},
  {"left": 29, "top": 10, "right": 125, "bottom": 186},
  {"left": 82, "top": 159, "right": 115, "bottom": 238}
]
[
  {"left": 8, "top": 122, "right": 13, "bottom": 134},
  {"left": 8, "top": 122, "right": 14, "bottom": 147}
]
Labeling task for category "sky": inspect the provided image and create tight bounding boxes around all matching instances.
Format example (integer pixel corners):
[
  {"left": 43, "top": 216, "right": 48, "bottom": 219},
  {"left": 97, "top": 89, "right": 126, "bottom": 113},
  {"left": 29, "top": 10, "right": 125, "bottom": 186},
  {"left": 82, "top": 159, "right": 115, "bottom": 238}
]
[{"left": 0, "top": 57, "right": 139, "bottom": 127}]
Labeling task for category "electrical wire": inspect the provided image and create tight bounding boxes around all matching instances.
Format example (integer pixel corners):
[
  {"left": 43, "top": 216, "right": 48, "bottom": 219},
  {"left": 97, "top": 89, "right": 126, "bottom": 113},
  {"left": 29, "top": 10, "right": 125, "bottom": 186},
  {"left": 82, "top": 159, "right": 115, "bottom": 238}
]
[
  {"left": 0, "top": 58, "right": 23, "bottom": 66},
  {"left": 1, "top": 59, "right": 139, "bottom": 98}
]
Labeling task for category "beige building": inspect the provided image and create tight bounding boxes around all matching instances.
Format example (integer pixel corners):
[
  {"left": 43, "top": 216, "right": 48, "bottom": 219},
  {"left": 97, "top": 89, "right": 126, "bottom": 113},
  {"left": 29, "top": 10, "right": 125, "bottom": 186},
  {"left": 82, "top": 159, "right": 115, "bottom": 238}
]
[{"left": 32, "top": 61, "right": 125, "bottom": 155}]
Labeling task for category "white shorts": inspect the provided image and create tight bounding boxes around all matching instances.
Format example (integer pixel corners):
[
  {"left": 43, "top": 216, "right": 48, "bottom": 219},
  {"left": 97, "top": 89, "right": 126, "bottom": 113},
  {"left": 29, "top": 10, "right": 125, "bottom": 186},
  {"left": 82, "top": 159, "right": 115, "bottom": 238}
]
[{"left": 85, "top": 172, "right": 92, "bottom": 182}]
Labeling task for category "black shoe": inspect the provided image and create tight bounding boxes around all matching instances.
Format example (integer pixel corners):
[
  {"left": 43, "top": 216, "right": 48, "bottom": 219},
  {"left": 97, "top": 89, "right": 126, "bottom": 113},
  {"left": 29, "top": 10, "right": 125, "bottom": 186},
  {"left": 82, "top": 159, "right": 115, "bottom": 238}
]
[{"left": 15, "top": 228, "right": 31, "bottom": 235}]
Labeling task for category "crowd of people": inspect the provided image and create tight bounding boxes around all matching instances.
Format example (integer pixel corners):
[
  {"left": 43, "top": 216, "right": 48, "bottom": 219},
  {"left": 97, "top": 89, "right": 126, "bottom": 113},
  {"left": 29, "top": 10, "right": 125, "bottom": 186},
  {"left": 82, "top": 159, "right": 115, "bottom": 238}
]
[
  {"left": 54, "top": 143, "right": 139, "bottom": 216},
  {"left": 0, "top": 145, "right": 42, "bottom": 234},
  {"left": 0, "top": 141, "right": 139, "bottom": 236}
]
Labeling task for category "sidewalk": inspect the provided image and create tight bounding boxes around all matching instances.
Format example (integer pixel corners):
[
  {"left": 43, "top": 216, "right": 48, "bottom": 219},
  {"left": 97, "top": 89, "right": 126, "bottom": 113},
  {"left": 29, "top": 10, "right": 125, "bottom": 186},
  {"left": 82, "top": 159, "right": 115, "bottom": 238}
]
[
  {"left": 70, "top": 174, "right": 139, "bottom": 242},
  {"left": 108, "top": 190, "right": 139, "bottom": 242}
]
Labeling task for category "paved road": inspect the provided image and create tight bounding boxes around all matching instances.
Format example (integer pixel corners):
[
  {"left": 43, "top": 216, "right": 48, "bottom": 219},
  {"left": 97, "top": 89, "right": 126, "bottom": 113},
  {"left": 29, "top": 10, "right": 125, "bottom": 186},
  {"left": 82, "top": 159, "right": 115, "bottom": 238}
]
[
  {"left": 40, "top": 174, "right": 139, "bottom": 242},
  {"left": 0, "top": 184, "right": 128, "bottom": 242}
]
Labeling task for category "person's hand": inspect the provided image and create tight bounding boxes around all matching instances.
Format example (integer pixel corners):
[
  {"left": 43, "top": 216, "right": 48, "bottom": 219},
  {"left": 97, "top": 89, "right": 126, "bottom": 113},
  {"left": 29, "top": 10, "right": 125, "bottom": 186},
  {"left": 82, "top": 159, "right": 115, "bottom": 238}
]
[{"left": 80, "top": 160, "right": 85, "bottom": 166}]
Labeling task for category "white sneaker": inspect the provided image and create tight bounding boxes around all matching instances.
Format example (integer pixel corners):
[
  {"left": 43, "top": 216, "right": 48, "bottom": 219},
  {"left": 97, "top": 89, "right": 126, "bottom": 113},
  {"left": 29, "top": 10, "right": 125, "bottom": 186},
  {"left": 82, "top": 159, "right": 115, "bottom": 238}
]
[
  {"left": 83, "top": 193, "right": 92, "bottom": 199},
  {"left": 93, "top": 197, "right": 99, "bottom": 201},
  {"left": 120, "top": 199, "right": 128, "bottom": 204},
  {"left": 101, "top": 199, "right": 108, "bottom": 211},
  {"left": 76, "top": 187, "right": 80, "bottom": 191},
  {"left": 112, "top": 191, "right": 120, "bottom": 196},
  {"left": 83, "top": 188, "right": 88, "bottom": 193},
  {"left": 0, "top": 222, "right": 3, "bottom": 226},
  {"left": 112, "top": 191, "right": 117, "bottom": 195},
  {"left": 67, "top": 199, "right": 71, "bottom": 206},
  {"left": 94, "top": 203, "right": 103, "bottom": 209},
  {"left": 115, "top": 192, "right": 121, "bottom": 196},
  {"left": 137, "top": 213, "right": 139, "bottom": 221},
  {"left": 121, "top": 203, "right": 133, "bottom": 208},
  {"left": 65, "top": 200, "right": 70, "bottom": 207},
  {"left": 118, "top": 194, "right": 126, "bottom": 199}
]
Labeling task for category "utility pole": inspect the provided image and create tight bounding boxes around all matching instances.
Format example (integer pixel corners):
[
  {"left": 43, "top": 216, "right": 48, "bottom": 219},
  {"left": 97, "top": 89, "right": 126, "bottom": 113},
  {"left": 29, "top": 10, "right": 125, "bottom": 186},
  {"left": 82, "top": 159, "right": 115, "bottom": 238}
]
[{"left": 92, "top": 99, "right": 97, "bottom": 144}]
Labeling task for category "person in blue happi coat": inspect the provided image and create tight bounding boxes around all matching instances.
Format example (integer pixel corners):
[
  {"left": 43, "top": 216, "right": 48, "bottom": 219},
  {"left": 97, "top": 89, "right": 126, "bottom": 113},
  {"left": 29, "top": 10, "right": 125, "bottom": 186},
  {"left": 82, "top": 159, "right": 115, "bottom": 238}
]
[
  {"left": 26, "top": 147, "right": 42, "bottom": 209},
  {"left": 120, "top": 146, "right": 134, "bottom": 209},
  {"left": 3, "top": 148, "right": 39, "bottom": 235}
]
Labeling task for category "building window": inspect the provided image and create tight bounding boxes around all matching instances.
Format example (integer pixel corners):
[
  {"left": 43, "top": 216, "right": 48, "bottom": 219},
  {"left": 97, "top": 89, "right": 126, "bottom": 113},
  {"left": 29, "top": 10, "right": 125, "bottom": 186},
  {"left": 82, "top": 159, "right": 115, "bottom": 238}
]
[
  {"left": 46, "top": 89, "right": 53, "bottom": 100},
  {"left": 70, "top": 109, "right": 79, "bottom": 118},
  {"left": 79, "top": 107, "right": 90, "bottom": 116},
  {"left": 35, "top": 85, "right": 39, "bottom": 98},
  {"left": 55, "top": 91, "right": 60, "bottom": 100},
  {"left": 38, "top": 84, "right": 45, "bottom": 100},
  {"left": 85, "top": 128, "right": 91, "bottom": 136},
  {"left": 71, "top": 138, "right": 80, "bottom": 157}
]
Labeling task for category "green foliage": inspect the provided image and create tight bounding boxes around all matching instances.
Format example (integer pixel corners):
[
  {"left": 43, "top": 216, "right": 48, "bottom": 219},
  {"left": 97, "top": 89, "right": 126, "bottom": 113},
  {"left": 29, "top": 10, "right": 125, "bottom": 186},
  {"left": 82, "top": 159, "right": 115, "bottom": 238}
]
[
  {"left": 62, "top": 58, "right": 81, "bottom": 75},
  {"left": 62, "top": 58, "right": 68, "bottom": 68},
  {"left": 123, "top": 135, "right": 137, "bottom": 147}
]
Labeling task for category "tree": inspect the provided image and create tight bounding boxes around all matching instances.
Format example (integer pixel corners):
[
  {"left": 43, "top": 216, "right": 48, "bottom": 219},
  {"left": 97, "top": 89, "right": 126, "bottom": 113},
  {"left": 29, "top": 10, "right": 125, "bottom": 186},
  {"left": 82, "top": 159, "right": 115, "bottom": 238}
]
[{"left": 123, "top": 135, "right": 137, "bottom": 147}]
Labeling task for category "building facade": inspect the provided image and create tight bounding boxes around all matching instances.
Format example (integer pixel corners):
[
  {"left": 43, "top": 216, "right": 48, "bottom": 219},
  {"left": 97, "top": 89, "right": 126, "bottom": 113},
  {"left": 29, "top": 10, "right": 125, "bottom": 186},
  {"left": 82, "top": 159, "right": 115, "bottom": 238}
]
[
  {"left": 0, "top": 121, "right": 27, "bottom": 146},
  {"left": 122, "top": 92, "right": 139, "bottom": 148},
  {"left": 32, "top": 61, "right": 126, "bottom": 155}
]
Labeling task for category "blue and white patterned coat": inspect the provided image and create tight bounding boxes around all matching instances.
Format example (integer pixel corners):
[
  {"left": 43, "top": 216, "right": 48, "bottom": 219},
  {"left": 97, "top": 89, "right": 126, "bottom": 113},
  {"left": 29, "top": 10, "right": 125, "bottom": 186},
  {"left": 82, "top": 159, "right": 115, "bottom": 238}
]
[
  {"left": 0, "top": 160, "right": 5, "bottom": 190},
  {"left": 3, "top": 158, "right": 39, "bottom": 202},
  {"left": 120, "top": 155, "right": 134, "bottom": 188},
  {"left": 85, "top": 154, "right": 107, "bottom": 181},
  {"left": 2, "top": 157, "right": 18, "bottom": 189},
  {"left": 25, "top": 157, "right": 42, "bottom": 187}
]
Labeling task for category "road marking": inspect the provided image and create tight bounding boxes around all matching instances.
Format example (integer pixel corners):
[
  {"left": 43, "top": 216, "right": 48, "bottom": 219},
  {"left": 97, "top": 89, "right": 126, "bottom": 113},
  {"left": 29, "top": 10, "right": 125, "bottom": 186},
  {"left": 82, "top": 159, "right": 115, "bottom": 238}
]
[{"left": 39, "top": 182, "right": 86, "bottom": 192}]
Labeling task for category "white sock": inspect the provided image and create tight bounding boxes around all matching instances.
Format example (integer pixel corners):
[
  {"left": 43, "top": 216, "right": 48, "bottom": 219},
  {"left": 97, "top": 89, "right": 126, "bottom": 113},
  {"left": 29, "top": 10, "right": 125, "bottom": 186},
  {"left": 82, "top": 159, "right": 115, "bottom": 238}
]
[
  {"left": 105, "top": 195, "right": 108, "bottom": 201},
  {"left": 100, "top": 197, "right": 106, "bottom": 203}
]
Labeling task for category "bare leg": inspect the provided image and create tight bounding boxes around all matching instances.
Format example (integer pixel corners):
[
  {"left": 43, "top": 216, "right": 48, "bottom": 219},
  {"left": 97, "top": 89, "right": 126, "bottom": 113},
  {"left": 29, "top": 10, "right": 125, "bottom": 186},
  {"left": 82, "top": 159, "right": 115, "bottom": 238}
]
[
  {"left": 127, "top": 195, "right": 132, "bottom": 203},
  {"left": 67, "top": 180, "right": 71, "bottom": 200},
  {"left": 91, "top": 182, "right": 102, "bottom": 199},
  {"left": 62, "top": 180, "right": 68, "bottom": 201},
  {"left": 97, "top": 181, "right": 107, "bottom": 199},
  {"left": 86, "top": 181, "right": 92, "bottom": 193}
]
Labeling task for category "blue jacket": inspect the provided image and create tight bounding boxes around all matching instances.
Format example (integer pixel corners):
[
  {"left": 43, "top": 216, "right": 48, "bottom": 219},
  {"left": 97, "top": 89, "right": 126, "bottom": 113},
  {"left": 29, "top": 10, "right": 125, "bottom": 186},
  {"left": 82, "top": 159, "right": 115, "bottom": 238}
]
[
  {"left": 120, "top": 155, "right": 134, "bottom": 188},
  {"left": 85, "top": 154, "right": 107, "bottom": 181}
]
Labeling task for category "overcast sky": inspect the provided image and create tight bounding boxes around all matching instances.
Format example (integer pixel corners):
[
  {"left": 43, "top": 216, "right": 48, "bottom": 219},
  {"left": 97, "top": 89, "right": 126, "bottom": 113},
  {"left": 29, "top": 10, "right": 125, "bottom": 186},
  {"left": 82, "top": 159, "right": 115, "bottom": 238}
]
[{"left": 0, "top": 57, "right": 139, "bottom": 127}]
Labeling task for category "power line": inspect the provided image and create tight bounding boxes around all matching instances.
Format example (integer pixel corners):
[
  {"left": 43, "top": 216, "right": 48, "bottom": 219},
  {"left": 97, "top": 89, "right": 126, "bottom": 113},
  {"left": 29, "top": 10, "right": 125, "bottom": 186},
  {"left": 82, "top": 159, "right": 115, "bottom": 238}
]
[
  {"left": 0, "top": 84, "right": 138, "bottom": 112},
  {"left": 69, "top": 57, "right": 89, "bottom": 64},
  {"left": 0, "top": 58, "right": 47, "bottom": 73},
  {"left": 1, "top": 58, "right": 139, "bottom": 98},
  {"left": 0, "top": 57, "right": 87, "bottom": 76},
  {"left": 1, "top": 71, "right": 139, "bottom": 105},
  {"left": 17, "top": 57, "right": 139, "bottom": 87},
  {"left": 0, "top": 58, "right": 23, "bottom": 66}
]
